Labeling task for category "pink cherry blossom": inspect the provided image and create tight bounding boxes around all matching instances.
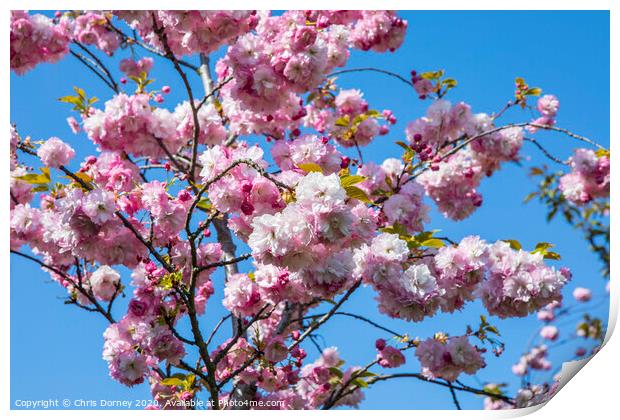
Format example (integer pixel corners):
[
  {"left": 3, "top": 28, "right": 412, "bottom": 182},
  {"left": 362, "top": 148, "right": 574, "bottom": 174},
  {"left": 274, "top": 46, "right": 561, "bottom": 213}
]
[{"left": 37, "top": 137, "right": 75, "bottom": 168}]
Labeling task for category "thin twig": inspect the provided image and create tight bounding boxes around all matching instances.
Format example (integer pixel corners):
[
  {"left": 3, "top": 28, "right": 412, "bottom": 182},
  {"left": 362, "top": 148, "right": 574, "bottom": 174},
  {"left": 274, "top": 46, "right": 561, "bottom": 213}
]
[
  {"left": 70, "top": 50, "right": 118, "bottom": 93},
  {"left": 328, "top": 67, "right": 413, "bottom": 87}
]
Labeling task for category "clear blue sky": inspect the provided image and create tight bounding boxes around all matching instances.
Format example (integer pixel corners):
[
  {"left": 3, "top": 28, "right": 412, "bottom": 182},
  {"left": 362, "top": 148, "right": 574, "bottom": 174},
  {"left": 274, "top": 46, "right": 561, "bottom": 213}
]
[{"left": 10, "top": 11, "right": 609, "bottom": 410}]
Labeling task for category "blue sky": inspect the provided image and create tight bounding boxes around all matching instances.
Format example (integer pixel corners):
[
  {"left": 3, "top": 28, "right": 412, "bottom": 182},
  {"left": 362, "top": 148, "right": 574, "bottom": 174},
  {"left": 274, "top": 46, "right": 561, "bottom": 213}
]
[{"left": 10, "top": 11, "right": 610, "bottom": 410}]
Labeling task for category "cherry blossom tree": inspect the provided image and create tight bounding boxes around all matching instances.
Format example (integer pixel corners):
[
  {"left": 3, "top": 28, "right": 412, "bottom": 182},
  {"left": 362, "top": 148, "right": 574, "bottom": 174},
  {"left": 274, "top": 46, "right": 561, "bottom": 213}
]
[{"left": 10, "top": 10, "right": 610, "bottom": 410}]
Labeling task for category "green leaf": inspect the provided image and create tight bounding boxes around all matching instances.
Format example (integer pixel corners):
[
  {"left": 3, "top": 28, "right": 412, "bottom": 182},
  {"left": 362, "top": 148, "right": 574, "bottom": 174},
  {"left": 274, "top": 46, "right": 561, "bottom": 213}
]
[
  {"left": 420, "top": 238, "right": 445, "bottom": 248},
  {"left": 531, "top": 242, "right": 561, "bottom": 260},
  {"left": 196, "top": 198, "right": 212, "bottom": 212},
  {"left": 334, "top": 115, "right": 351, "bottom": 127},
  {"left": 380, "top": 224, "right": 409, "bottom": 237},
  {"left": 160, "top": 378, "right": 185, "bottom": 387},
  {"left": 395, "top": 141, "right": 413, "bottom": 151},
  {"left": 184, "top": 374, "right": 196, "bottom": 390},
  {"left": 58, "top": 96, "right": 82, "bottom": 106},
  {"left": 442, "top": 78, "right": 458, "bottom": 88},
  {"left": 159, "top": 270, "right": 183, "bottom": 290},
  {"left": 483, "top": 383, "right": 505, "bottom": 397},
  {"left": 351, "top": 378, "right": 368, "bottom": 388},
  {"left": 502, "top": 239, "right": 522, "bottom": 251},
  {"left": 64, "top": 172, "right": 94, "bottom": 190},
  {"left": 352, "top": 114, "right": 368, "bottom": 126},
  {"left": 414, "top": 231, "right": 434, "bottom": 243},
  {"left": 340, "top": 175, "right": 366, "bottom": 187},
  {"left": 297, "top": 163, "right": 324, "bottom": 174},
  {"left": 533, "top": 242, "right": 554, "bottom": 252},
  {"left": 524, "top": 87, "right": 542, "bottom": 96},
  {"left": 355, "top": 370, "right": 377, "bottom": 378},
  {"left": 40, "top": 167, "right": 51, "bottom": 181},
  {"left": 14, "top": 173, "right": 49, "bottom": 185},
  {"left": 595, "top": 149, "right": 610, "bottom": 158},
  {"left": 523, "top": 192, "right": 538, "bottom": 203},
  {"left": 344, "top": 185, "right": 372, "bottom": 204},
  {"left": 328, "top": 367, "right": 343, "bottom": 378},
  {"left": 420, "top": 70, "right": 444, "bottom": 80},
  {"left": 543, "top": 251, "right": 561, "bottom": 260},
  {"left": 74, "top": 86, "right": 86, "bottom": 99}
]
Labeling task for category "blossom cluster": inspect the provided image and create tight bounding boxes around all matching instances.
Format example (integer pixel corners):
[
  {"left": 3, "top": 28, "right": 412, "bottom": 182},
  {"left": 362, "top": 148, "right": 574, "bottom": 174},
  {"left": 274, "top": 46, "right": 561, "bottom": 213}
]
[
  {"left": 36, "top": 137, "right": 75, "bottom": 168},
  {"left": 73, "top": 11, "right": 121, "bottom": 56},
  {"left": 10, "top": 8, "right": 601, "bottom": 410},
  {"left": 103, "top": 311, "right": 186, "bottom": 386},
  {"left": 408, "top": 100, "right": 524, "bottom": 220},
  {"left": 529, "top": 94, "right": 560, "bottom": 130},
  {"left": 119, "top": 57, "right": 154, "bottom": 78},
  {"left": 354, "top": 234, "right": 569, "bottom": 322},
  {"left": 10, "top": 185, "right": 146, "bottom": 268},
  {"left": 245, "top": 171, "right": 376, "bottom": 299},
  {"left": 271, "top": 135, "right": 344, "bottom": 175},
  {"left": 216, "top": 11, "right": 406, "bottom": 138},
  {"left": 559, "top": 148, "right": 610, "bottom": 204},
  {"left": 82, "top": 93, "right": 226, "bottom": 158},
  {"left": 10, "top": 11, "right": 72, "bottom": 75},
  {"left": 116, "top": 11, "right": 259, "bottom": 57},
  {"left": 415, "top": 335, "right": 486, "bottom": 382},
  {"left": 304, "top": 87, "right": 395, "bottom": 148}
]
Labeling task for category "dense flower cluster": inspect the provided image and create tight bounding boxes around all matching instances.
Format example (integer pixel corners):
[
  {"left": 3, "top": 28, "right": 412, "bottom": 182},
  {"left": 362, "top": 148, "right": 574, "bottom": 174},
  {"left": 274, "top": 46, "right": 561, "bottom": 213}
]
[
  {"left": 103, "top": 312, "right": 186, "bottom": 386},
  {"left": 244, "top": 171, "right": 376, "bottom": 298},
  {"left": 415, "top": 335, "right": 486, "bottom": 382},
  {"left": 296, "top": 347, "right": 364, "bottom": 408},
  {"left": 119, "top": 57, "right": 154, "bottom": 78},
  {"left": 354, "top": 234, "right": 569, "bottom": 322},
  {"left": 10, "top": 11, "right": 72, "bottom": 75},
  {"left": 559, "top": 148, "right": 610, "bottom": 204},
  {"left": 216, "top": 11, "right": 406, "bottom": 138},
  {"left": 73, "top": 12, "right": 121, "bottom": 56},
  {"left": 36, "top": 137, "right": 75, "bottom": 168},
  {"left": 11, "top": 11, "right": 123, "bottom": 75},
  {"left": 481, "top": 241, "right": 569, "bottom": 318},
  {"left": 11, "top": 186, "right": 147, "bottom": 268},
  {"left": 409, "top": 100, "right": 524, "bottom": 220},
  {"left": 304, "top": 87, "right": 395, "bottom": 148},
  {"left": 83, "top": 93, "right": 178, "bottom": 157},
  {"left": 173, "top": 100, "right": 227, "bottom": 146},
  {"left": 81, "top": 151, "right": 142, "bottom": 193},
  {"left": 529, "top": 94, "right": 560, "bottom": 131},
  {"left": 10, "top": 8, "right": 603, "bottom": 411},
  {"left": 271, "top": 135, "right": 344, "bottom": 174},
  {"left": 116, "top": 11, "right": 259, "bottom": 57}
]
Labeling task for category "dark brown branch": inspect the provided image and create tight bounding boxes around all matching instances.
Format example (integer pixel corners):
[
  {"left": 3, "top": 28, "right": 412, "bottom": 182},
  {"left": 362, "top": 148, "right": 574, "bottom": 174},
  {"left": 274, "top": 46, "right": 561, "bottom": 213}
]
[
  {"left": 105, "top": 17, "right": 199, "bottom": 72},
  {"left": 70, "top": 50, "right": 118, "bottom": 93},
  {"left": 447, "top": 380, "right": 462, "bottom": 410},
  {"left": 73, "top": 41, "right": 119, "bottom": 92},
  {"left": 328, "top": 67, "right": 413, "bottom": 87}
]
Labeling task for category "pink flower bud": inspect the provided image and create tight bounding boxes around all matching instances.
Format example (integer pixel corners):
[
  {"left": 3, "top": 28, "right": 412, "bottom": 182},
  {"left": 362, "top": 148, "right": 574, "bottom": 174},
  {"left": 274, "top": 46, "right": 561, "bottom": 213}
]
[
  {"left": 375, "top": 338, "right": 387, "bottom": 350},
  {"left": 573, "top": 287, "right": 592, "bottom": 302}
]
